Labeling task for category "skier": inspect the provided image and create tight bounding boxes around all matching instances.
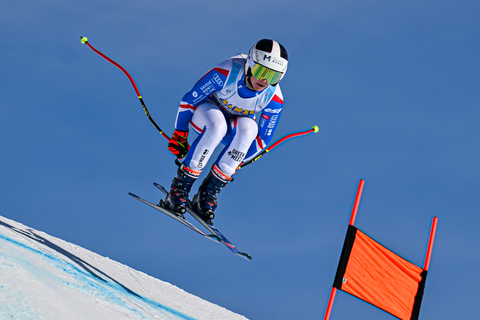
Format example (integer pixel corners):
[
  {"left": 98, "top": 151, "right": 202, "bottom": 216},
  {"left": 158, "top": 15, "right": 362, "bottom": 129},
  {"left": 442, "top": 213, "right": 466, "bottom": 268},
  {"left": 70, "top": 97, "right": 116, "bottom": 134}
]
[{"left": 164, "top": 39, "right": 288, "bottom": 225}]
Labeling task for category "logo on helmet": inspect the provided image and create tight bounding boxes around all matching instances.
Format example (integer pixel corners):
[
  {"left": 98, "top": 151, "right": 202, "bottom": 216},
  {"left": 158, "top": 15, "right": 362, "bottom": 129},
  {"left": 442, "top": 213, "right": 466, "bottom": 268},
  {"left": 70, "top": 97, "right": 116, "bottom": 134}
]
[
  {"left": 255, "top": 50, "right": 285, "bottom": 69},
  {"left": 268, "top": 56, "right": 285, "bottom": 67},
  {"left": 254, "top": 50, "right": 262, "bottom": 62}
]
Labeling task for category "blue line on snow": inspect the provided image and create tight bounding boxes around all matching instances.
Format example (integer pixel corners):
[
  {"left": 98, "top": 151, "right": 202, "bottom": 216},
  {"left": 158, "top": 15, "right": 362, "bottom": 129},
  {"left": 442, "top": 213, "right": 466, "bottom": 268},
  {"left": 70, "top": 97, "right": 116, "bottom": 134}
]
[{"left": 0, "top": 230, "right": 198, "bottom": 320}]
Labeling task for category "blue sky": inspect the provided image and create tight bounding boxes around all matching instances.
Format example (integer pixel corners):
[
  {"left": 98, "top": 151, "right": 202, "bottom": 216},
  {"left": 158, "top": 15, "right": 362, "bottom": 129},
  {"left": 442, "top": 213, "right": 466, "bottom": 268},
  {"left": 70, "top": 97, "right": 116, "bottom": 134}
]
[{"left": 1, "top": 1, "right": 479, "bottom": 319}]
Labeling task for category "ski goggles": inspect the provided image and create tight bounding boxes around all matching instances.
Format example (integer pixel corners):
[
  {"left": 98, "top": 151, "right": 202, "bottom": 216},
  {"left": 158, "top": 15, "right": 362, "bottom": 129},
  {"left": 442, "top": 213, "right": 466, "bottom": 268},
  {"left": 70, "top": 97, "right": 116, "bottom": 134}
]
[{"left": 251, "top": 63, "right": 283, "bottom": 85}]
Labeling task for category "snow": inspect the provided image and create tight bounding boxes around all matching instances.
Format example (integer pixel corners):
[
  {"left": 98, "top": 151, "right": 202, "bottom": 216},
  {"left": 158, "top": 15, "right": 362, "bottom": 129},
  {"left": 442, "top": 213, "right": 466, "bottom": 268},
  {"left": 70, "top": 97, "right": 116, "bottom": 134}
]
[{"left": 0, "top": 215, "right": 248, "bottom": 320}]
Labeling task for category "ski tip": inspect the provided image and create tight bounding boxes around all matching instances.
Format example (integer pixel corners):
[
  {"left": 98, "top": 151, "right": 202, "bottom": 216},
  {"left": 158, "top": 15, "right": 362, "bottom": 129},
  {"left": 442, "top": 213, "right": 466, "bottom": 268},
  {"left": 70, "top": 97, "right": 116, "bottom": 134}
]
[
  {"left": 153, "top": 182, "right": 168, "bottom": 193},
  {"left": 238, "top": 252, "right": 252, "bottom": 261},
  {"left": 128, "top": 192, "right": 139, "bottom": 199}
]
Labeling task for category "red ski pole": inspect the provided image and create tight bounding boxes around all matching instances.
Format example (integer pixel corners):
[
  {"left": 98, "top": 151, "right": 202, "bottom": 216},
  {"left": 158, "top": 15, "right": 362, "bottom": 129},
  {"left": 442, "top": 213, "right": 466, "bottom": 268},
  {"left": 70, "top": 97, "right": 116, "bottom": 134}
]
[
  {"left": 80, "top": 36, "right": 171, "bottom": 142},
  {"left": 238, "top": 125, "right": 319, "bottom": 169}
]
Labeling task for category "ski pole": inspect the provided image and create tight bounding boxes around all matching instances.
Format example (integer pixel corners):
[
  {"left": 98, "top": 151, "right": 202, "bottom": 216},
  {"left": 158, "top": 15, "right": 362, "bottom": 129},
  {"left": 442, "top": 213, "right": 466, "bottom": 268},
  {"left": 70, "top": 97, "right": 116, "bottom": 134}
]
[
  {"left": 80, "top": 36, "right": 171, "bottom": 142},
  {"left": 237, "top": 125, "right": 319, "bottom": 170}
]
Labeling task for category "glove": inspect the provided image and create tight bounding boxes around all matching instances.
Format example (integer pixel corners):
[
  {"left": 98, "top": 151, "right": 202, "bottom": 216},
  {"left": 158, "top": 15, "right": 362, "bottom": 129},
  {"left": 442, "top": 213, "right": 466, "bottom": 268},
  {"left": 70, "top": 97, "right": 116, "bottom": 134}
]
[{"left": 168, "top": 130, "right": 190, "bottom": 159}]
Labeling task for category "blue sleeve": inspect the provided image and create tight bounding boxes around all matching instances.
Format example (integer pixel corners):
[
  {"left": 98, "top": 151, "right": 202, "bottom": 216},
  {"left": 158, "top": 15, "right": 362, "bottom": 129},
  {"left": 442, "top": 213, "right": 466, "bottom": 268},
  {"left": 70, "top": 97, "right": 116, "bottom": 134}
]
[{"left": 174, "top": 64, "right": 230, "bottom": 131}]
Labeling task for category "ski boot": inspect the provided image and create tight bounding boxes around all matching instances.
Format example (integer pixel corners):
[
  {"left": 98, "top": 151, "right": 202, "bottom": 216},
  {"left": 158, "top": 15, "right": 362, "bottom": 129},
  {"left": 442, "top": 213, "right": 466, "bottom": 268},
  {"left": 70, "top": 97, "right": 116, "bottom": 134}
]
[
  {"left": 163, "top": 165, "right": 199, "bottom": 216},
  {"left": 191, "top": 165, "right": 231, "bottom": 225}
]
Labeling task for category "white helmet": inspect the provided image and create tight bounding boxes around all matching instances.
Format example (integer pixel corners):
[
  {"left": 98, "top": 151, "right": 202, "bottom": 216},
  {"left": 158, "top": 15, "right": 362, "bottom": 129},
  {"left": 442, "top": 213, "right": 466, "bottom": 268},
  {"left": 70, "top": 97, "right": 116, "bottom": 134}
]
[{"left": 246, "top": 39, "right": 288, "bottom": 86}]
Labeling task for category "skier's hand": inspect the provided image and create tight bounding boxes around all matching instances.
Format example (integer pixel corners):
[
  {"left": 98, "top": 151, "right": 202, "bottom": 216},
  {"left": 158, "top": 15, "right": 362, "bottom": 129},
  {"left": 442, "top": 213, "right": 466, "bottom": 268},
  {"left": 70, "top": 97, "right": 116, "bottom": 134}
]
[{"left": 168, "top": 130, "right": 190, "bottom": 159}]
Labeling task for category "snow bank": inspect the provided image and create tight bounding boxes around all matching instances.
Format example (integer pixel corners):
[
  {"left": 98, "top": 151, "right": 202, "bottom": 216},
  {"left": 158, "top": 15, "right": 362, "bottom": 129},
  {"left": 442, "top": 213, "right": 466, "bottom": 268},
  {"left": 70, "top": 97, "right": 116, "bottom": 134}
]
[{"left": 0, "top": 215, "right": 248, "bottom": 320}]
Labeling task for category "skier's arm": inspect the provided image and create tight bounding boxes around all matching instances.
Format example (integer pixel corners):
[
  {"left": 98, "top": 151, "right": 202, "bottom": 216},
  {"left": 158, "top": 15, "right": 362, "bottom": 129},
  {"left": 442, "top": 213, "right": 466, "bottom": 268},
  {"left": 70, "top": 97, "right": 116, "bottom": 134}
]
[
  {"left": 174, "top": 62, "right": 230, "bottom": 132},
  {"left": 243, "top": 92, "right": 283, "bottom": 162}
]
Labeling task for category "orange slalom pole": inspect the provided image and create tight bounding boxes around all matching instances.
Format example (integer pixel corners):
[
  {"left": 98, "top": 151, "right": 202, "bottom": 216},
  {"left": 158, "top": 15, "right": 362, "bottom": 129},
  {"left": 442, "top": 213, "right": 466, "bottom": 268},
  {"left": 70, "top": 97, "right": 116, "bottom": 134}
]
[
  {"left": 324, "top": 287, "right": 337, "bottom": 320},
  {"left": 324, "top": 179, "right": 365, "bottom": 320},
  {"left": 349, "top": 179, "right": 365, "bottom": 226},
  {"left": 423, "top": 216, "right": 438, "bottom": 271}
]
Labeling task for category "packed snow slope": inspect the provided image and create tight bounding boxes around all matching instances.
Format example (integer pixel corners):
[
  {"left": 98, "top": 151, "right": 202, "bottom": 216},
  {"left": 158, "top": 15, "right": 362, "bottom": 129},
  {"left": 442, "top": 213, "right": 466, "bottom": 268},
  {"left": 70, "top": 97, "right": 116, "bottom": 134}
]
[{"left": 0, "top": 215, "right": 248, "bottom": 320}]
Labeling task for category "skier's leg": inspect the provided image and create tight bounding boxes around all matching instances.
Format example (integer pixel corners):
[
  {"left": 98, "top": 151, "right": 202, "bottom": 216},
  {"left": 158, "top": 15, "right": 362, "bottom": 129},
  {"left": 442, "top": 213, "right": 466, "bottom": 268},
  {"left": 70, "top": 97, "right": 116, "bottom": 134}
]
[
  {"left": 183, "top": 100, "right": 228, "bottom": 172},
  {"left": 165, "top": 100, "right": 228, "bottom": 213},
  {"left": 191, "top": 164, "right": 231, "bottom": 225},
  {"left": 164, "top": 164, "right": 200, "bottom": 214},
  {"left": 216, "top": 116, "right": 258, "bottom": 176},
  {"left": 191, "top": 116, "right": 258, "bottom": 224}
]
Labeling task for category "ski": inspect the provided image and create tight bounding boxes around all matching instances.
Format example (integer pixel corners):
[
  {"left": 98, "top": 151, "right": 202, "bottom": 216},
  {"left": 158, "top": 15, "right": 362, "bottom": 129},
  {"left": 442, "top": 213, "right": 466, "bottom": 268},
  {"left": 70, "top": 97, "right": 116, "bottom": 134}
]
[
  {"left": 154, "top": 182, "right": 252, "bottom": 261},
  {"left": 128, "top": 192, "right": 221, "bottom": 243}
]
